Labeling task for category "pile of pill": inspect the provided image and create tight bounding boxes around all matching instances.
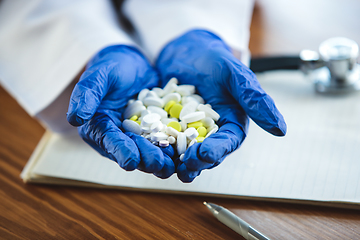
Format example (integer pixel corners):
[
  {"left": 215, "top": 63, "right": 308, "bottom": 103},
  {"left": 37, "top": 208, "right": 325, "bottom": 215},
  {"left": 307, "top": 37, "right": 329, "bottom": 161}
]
[{"left": 122, "top": 77, "right": 220, "bottom": 160}]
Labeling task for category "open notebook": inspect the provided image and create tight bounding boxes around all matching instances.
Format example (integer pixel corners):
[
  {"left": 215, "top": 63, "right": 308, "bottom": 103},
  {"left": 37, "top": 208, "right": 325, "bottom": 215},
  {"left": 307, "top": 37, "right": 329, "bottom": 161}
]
[{"left": 21, "top": 71, "right": 360, "bottom": 208}]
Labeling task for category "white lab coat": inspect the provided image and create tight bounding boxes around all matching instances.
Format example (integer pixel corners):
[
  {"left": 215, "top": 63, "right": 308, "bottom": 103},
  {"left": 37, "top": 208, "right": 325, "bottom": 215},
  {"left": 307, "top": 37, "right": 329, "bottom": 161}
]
[{"left": 0, "top": 0, "right": 254, "bottom": 133}]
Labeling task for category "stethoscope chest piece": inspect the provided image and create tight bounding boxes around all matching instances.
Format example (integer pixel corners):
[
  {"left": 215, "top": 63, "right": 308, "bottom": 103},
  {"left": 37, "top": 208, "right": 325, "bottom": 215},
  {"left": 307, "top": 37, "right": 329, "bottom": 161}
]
[{"left": 300, "top": 37, "right": 360, "bottom": 94}]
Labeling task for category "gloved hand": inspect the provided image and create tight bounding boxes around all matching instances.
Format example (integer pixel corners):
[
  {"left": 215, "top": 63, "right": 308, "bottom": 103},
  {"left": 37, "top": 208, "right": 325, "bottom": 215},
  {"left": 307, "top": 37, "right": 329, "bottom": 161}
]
[
  {"left": 156, "top": 30, "right": 287, "bottom": 182},
  {"left": 67, "top": 45, "right": 175, "bottom": 179}
]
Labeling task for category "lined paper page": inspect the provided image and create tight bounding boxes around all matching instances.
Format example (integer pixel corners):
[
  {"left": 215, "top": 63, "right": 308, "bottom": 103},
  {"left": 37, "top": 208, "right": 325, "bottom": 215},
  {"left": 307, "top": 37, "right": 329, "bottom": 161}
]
[{"left": 30, "top": 71, "right": 360, "bottom": 203}]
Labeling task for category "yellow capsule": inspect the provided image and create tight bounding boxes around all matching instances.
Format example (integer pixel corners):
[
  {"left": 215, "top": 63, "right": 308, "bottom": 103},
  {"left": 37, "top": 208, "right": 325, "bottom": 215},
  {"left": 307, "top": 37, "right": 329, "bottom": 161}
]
[
  {"left": 196, "top": 136, "right": 205, "bottom": 143},
  {"left": 169, "top": 103, "right": 183, "bottom": 119},
  {"left": 187, "top": 121, "right": 203, "bottom": 129},
  {"left": 167, "top": 121, "right": 182, "bottom": 132},
  {"left": 197, "top": 126, "right": 207, "bottom": 137},
  {"left": 130, "top": 115, "right": 138, "bottom": 121},
  {"left": 135, "top": 120, "right": 141, "bottom": 125},
  {"left": 164, "top": 100, "right": 176, "bottom": 113}
]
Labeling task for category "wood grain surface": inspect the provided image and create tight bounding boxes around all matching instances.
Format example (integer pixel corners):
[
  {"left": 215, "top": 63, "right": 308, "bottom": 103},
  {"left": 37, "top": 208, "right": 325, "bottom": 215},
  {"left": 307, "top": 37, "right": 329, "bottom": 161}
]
[{"left": 1, "top": 1, "right": 360, "bottom": 239}]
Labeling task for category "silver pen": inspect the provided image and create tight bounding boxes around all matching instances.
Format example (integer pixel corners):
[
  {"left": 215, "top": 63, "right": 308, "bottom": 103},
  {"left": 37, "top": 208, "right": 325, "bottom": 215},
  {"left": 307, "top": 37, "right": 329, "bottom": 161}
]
[{"left": 203, "top": 202, "right": 271, "bottom": 240}]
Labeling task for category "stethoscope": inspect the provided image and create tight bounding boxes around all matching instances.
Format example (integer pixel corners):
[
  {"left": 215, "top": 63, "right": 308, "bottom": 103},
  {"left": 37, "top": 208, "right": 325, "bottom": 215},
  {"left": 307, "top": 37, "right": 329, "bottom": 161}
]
[{"left": 250, "top": 37, "right": 360, "bottom": 94}]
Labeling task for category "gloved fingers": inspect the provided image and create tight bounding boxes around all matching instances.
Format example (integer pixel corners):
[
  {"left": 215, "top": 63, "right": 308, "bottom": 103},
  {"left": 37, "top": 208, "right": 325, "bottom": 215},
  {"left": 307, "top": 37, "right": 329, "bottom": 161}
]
[
  {"left": 67, "top": 67, "right": 111, "bottom": 126},
  {"left": 153, "top": 154, "right": 175, "bottom": 179},
  {"left": 126, "top": 132, "right": 166, "bottom": 173},
  {"left": 78, "top": 112, "right": 140, "bottom": 171},
  {"left": 182, "top": 106, "right": 247, "bottom": 171},
  {"left": 159, "top": 145, "right": 175, "bottom": 158},
  {"left": 177, "top": 162, "right": 202, "bottom": 183},
  {"left": 225, "top": 58, "right": 287, "bottom": 136},
  {"left": 183, "top": 122, "right": 246, "bottom": 171}
]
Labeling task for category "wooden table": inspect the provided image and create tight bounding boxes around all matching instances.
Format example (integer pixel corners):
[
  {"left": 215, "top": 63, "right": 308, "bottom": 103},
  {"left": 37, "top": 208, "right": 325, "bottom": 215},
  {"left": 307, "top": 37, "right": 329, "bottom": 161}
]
[{"left": 1, "top": 1, "right": 360, "bottom": 239}]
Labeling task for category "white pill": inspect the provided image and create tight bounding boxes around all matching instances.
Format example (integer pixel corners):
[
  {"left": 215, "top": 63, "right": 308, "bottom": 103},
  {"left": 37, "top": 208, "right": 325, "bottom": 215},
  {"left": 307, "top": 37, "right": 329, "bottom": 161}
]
[
  {"left": 138, "top": 88, "right": 149, "bottom": 102},
  {"left": 181, "top": 111, "right": 206, "bottom": 123},
  {"left": 206, "top": 124, "right": 219, "bottom": 135},
  {"left": 176, "top": 85, "right": 196, "bottom": 96},
  {"left": 179, "top": 153, "right": 185, "bottom": 162},
  {"left": 159, "top": 140, "right": 169, "bottom": 147},
  {"left": 141, "top": 126, "right": 152, "bottom": 134},
  {"left": 190, "top": 94, "right": 205, "bottom": 104},
  {"left": 150, "top": 121, "right": 163, "bottom": 133},
  {"left": 151, "top": 132, "right": 169, "bottom": 142},
  {"left": 143, "top": 97, "right": 164, "bottom": 108},
  {"left": 165, "top": 77, "right": 178, "bottom": 87},
  {"left": 179, "top": 100, "right": 199, "bottom": 120},
  {"left": 152, "top": 87, "right": 164, "bottom": 97},
  {"left": 205, "top": 126, "right": 218, "bottom": 138},
  {"left": 201, "top": 117, "right": 215, "bottom": 128},
  {"left": 162, "top": 82, "right": 178, "bottom": 95},
  {"left": 141, "top": 109, "right": 151, "bottom": 117},
  {"left": 184, "top": 127, "right": 199, "bottom": 140},
  {"left": 177, "top": 132, "right": 187, "bottom": 155},
  {"left": 124, "top": 100, "right": 146, "bottom": 119},
  {"left": 127, "top": 99, "right": 135, "bottom": 105},
  {"left": 167, "top": 136, "right": 176, "bottom": 144},
  {"left": 165, "top": 126, "right": 179, "bottom": 137},
  {"left": 145, "top": 91, "right": 158, "bottom": 98},
  {"left": 161, "top": 118, "right": 177, "bottom": 125},
  {"left": 169, "top": 117, "right": 178, "bottom": 122},
  {"left": 188, "top": 138, "right": 197, "bottom": 147},
  {"left": 162, "top": 92, "right": 181, "bottom": 104},
  {"left": 122, "top": 119, "right": 142, "bottom": 135},
  {"left": 147, "top": 106, "right": 168, "bottom": 118},
  {"left": 179, "top": 121, "right": 187, "bottom": 131},
  {"left": 142, "top": 113, "right": 161, "bottom": 127},
  {"left": 205, "top": 103, "right": 212, "bottom": 108},
  {"left": 197, "top": 104, "right": 220, "bottom": 121}
]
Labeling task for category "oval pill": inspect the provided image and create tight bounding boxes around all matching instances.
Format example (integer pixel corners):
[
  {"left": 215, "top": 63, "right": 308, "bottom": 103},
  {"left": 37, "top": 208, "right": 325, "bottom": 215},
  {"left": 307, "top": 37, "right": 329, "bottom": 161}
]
[
  {"left": 179, "top": 153, "right": 185, "bottom": 162},
  {"left": 181, "top": 111, "right": 206, "bottom": 123},
  {"left": 138, "top": 88, "right": 149, "bottom": 102},
  {"left": 152, "top": 87, "right": 164, "bottom": 97},
  {"left": 122, "top": 119, "right": 142, "bottom": 135},
  {"left": 197, "top": 104, "right": 220, "bottom": 121},
  {"left": 162, "top": 82, "right": 178, "bottom": 95},
  {"left": 169, "top": 103, "right": 183, "bottom": 119},
  {"left": 167, "top": 121, "right": 182, "bottom": 132},
  {"left": 165, "top": 126, "right": 179, "bottom": 137},
  {"left": 176, "top": 85, "right": 196, "bottom": 96},
  {"left": 201, "top": 117, "right": 215, "bottom": 128},
  {"left": 189, "top": 94, "right": 205, "bottom": 104},
  {"left": 179, "top": 100, "right": 199, "bottom": 120},
  {"left": 143, "top": 97, "right": 164, "bottom": 108},
  {"left": 177, "top": 132, "right": 187, "bottom": 155},
  {"left": 123, "top": 100, "right": 146, "bottom": 119},
  {"left": 162, "top": 92, "right": 181, "bottom": 105},
  {"left": 152, "top": 132, "right": 169, "bottom": 142},
  {"left": 147, "top": 106, "right": 168, "bottom": 118}
]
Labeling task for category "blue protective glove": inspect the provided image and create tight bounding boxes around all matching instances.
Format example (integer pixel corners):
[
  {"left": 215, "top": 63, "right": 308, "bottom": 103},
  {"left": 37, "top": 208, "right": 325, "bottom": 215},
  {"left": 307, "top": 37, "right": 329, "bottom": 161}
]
[
  {"left": 156, "top": 30, "right": 287, "bottom": 182},
  {"left": 67, "top": 45, "right": 175, "bottom": 179}
]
